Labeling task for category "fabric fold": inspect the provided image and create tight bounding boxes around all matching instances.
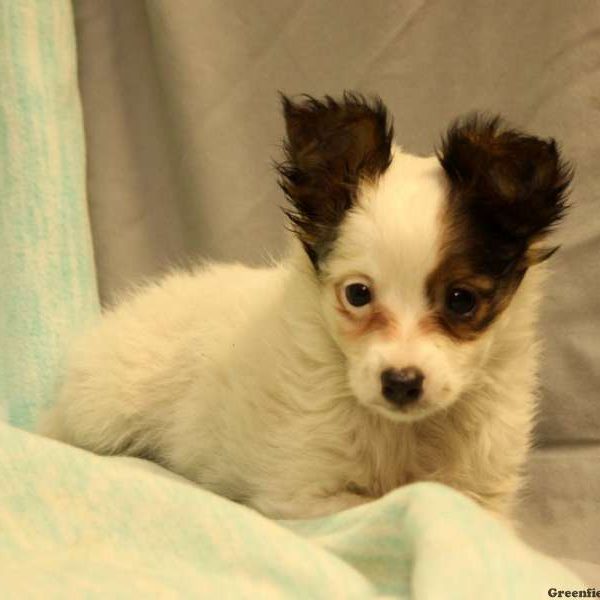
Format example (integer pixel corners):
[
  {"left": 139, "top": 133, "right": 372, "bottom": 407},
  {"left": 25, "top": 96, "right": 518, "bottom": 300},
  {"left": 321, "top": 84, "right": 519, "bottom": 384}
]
[{"left": 0, "top": 1, "right": 99, "bottom": 428}]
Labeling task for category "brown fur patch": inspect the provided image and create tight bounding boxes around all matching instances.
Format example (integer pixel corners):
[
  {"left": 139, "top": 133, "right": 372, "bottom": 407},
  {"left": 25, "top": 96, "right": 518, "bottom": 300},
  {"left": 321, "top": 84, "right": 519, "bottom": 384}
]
[
  {"left": 427, "top": 113, "right": 573, "bottom": 341},
  {"left": 425, "top": 250, "right": 525, "bottom": 341},
  {"left": 277, "top": 92, "right": 393, "bottom": 266}
]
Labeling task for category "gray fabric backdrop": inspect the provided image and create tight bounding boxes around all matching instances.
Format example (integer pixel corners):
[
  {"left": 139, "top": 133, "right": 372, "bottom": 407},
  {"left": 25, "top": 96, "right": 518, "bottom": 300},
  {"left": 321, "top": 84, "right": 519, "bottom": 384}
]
[{"left": 74, "top": 0, "right": 599, "bottom": 579}]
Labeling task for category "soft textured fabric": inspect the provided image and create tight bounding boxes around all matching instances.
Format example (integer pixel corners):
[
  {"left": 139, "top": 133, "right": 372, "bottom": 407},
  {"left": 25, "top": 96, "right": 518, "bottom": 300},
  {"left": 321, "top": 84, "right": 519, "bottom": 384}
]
[
  {"left": 0, "top": 1, "right": 99, "bottom": 428},
  {"left": 72, "top": 1, "right": 600, "bottom": 569},
  {"left": 0, "top": 422, "right": 584, "bottom": 598}
]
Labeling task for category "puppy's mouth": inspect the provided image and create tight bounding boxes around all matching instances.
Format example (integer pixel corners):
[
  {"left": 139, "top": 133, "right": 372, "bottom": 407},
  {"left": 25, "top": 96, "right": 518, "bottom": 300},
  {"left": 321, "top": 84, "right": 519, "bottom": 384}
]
[{"left": 369, "top": 398, "right": 439, "bottom": 423}]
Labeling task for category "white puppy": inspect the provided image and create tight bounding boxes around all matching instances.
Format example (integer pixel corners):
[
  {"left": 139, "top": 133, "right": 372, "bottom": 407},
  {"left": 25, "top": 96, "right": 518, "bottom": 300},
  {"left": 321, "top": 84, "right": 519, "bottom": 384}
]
[{"left": 40, "top": 94, "right": 572, "bottom": 519}]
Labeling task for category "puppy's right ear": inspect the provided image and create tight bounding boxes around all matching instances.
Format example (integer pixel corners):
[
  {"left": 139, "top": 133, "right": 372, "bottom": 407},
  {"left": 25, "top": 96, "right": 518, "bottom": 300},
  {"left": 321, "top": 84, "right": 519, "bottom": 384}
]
[{"left": 277, "top": 92, "right": 393, "bottom": 265}]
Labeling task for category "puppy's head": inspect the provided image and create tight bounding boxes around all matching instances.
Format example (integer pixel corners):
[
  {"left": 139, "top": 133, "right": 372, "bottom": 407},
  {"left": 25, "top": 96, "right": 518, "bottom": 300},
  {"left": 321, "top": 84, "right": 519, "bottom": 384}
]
[{"left": 278, "top": 93, "right": 572, "bottom": 422}]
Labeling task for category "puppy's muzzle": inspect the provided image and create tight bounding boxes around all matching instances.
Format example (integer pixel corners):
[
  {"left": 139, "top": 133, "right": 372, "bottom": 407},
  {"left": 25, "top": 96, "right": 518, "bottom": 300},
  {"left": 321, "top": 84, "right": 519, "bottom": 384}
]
[{"left": 381, "top": 367, "right": 424, "bottom": 407}]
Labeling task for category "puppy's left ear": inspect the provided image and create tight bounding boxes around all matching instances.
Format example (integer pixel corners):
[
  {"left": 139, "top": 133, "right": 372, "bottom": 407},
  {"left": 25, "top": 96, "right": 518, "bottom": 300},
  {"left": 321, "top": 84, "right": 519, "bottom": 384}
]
[
  {"left": 439, "top": 115, "right": 574, "bottom": 267},
  {"left": 277, "top": 92, "right": 393, "bottom": 265}
]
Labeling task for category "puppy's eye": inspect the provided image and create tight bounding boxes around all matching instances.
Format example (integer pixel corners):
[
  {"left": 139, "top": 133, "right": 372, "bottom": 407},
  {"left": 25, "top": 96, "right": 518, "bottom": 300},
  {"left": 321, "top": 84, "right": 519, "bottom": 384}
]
[
  {"left": 446, "top": 287, "right": 478, "bottom": 317},
  {"left": 344, "top": 282, "right": 372, "bottom": 308}
]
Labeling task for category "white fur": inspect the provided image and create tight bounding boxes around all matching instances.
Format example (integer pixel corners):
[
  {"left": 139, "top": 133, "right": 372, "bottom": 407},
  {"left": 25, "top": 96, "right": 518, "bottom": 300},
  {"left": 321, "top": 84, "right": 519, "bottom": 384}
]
[{"left": 40, "top": 147, "right": 544, "bottom": 519}]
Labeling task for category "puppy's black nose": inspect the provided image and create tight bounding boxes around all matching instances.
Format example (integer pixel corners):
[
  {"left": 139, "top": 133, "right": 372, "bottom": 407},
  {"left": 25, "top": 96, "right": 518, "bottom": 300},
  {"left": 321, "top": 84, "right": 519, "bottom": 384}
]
[{"left": 381, "top": 367, "right": 424, "bottom": 407}]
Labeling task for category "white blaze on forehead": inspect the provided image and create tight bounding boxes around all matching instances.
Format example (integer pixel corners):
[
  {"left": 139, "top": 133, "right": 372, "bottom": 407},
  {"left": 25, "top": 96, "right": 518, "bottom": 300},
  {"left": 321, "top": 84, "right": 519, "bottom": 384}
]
[{"left": 328, "top": 146, "right": 447, "bottom": 313}]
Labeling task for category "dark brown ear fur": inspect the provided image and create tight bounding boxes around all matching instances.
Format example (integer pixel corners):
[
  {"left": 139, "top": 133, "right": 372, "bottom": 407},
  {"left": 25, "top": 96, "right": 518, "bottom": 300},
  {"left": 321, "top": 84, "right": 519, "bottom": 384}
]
[
  {"left": 277, "top": 92, "right": 393, "bottom": 265},
  {"left": 438, "top": 114, "right": 573, "bottom": 274}
]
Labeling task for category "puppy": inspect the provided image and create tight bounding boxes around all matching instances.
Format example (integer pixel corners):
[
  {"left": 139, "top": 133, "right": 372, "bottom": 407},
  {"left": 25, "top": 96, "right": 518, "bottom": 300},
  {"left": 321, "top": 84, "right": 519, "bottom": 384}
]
[{"left": 40, "top": 93, "right": 572, "bottom": 519}]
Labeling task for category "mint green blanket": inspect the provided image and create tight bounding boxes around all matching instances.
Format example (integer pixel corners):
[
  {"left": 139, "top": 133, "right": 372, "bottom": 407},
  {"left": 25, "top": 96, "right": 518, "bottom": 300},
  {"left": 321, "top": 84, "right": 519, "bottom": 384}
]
[
  {"left": 0, "top": 423, "right": 581, "bottom": 598},
  {"left": 0, "top": 2, "right": 583, "bottom": 597},
  {"left": 0, "top": 1, "right": 99, "bottom": 428}
]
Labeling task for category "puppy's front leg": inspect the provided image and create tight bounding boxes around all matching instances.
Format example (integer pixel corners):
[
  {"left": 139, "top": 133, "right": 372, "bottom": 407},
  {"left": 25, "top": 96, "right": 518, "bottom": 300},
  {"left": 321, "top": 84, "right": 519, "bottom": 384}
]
[{"left": 251, "top": 491, "right": 372, "bottom": 520}]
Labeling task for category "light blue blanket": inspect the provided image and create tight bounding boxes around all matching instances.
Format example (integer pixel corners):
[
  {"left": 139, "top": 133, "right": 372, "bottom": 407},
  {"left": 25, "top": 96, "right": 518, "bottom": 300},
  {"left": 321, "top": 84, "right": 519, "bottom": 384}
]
[
  {"left": 0, "top": 1, "right": 99, "bottom": 428},
  {"left": 0, "top": 422, "right": 582, "bottom": 599},
  {"left": 0, "top": 2, "right": 584, "bottom": 597}
]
